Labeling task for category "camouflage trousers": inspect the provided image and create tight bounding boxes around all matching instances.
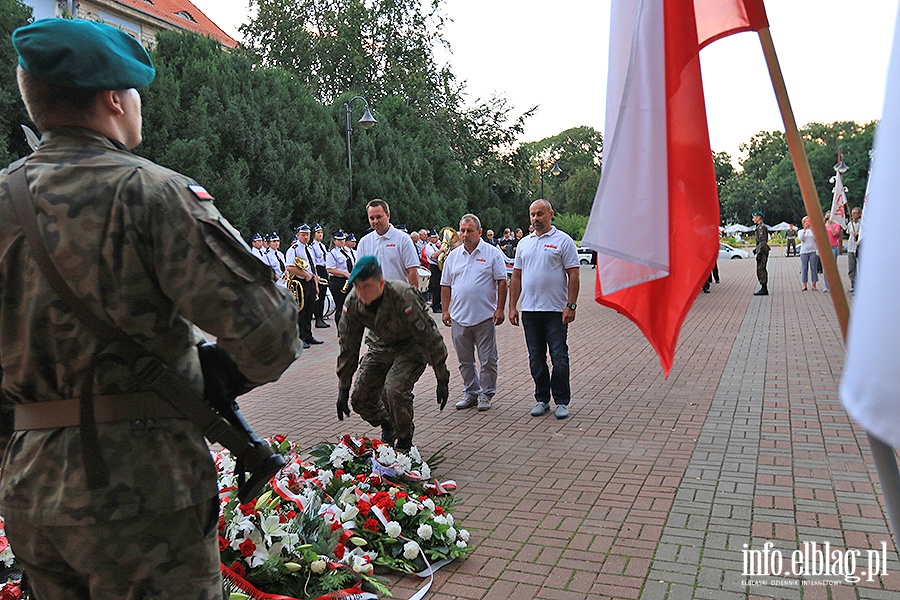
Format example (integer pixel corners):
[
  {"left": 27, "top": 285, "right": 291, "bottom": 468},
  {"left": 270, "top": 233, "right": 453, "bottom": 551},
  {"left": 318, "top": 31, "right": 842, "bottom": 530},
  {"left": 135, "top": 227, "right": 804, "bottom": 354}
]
[
  {"left": 756, "top": 247, "right": 769, "bottom": 286},
  {"left": 5, "top": 497, "right": 222, "bottom": 600},
  {"left": 351, "top": 347, "right": 427, "bottom": 440}
]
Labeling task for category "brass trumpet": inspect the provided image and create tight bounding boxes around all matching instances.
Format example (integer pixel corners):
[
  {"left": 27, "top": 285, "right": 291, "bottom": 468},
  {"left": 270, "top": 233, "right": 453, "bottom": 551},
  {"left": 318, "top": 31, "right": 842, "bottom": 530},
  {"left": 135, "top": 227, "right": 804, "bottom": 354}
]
[{"left": 436, "top": 227, "right": 459, "bottom": 271}]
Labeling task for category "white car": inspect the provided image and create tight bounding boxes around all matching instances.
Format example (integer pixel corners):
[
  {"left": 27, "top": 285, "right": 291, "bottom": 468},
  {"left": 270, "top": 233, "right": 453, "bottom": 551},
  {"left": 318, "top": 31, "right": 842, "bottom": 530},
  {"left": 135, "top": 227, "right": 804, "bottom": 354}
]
[
  {"left": 719, "top": 243, "right": 750, "bottom": 260},
  {"left": 577, "top": 247, "right": 597, "bottom": 266}
]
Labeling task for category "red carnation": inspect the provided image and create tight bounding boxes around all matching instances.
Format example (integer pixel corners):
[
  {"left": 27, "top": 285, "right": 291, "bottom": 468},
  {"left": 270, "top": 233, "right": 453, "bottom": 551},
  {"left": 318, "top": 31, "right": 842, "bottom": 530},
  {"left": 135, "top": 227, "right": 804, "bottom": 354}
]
[
  {"left": 230, "top": 561, "right": 247, "bottom": 577},
  {"left": 434, "top": 506, "right": 445, "bottom": 516},
  {"left": 0, "top": 583, "right": 22, "bottom": 600},
  {"left": 273, "top": 434, "right": 286, "bottom": 443},
  {"left": 357, "top": 500, "right": 371, "bottom": 516},
  {"left": 239, "top": 538, "right": 256, "bottom": 558},
  {"left": 334, "top": 543, "right": 346, "bottom": 559},
  {"left": 363, "top": 518, "right": 380, "bottom": 532},
  {"left": 355, "top": 474, "right": 366, "bottom": 482},
  {"left": 331, "top": 521, "right": 343, "bottom": 532},
  {"left": 238, "top": 502, "right": 256, "bottom": 516},
  {"left": 335, "top": 469, "right": 345, "bottom": 477},
  {"left": 371, "top": 439, "right": 383, "bottom": 449},
  {"left": 395, "top": 491, "right": 409, "bottom": 500}
]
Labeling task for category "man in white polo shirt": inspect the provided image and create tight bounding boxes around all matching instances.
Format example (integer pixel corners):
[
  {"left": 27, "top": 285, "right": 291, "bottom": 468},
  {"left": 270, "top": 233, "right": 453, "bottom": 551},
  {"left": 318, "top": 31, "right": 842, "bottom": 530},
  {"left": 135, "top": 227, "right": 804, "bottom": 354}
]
[
  {"left": 509, "top": 199, "right": 580, "bottom": 419},
  {"left": 356, "top": 199, "right": 420, "bottom": 287},
  {"left": 440, "top": 213, "right": 508, "bottom": 411}
]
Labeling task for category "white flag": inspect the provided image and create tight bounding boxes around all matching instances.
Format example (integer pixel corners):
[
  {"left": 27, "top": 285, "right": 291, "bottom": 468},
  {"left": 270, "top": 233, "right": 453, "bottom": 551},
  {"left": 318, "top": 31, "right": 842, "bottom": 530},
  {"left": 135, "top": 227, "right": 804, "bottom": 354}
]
[
  {"left": 841, "top": 5, "right": 900, "bottom": 448},
  {"left": 829, "top": 170, "right": 848, "bottom": 229}
]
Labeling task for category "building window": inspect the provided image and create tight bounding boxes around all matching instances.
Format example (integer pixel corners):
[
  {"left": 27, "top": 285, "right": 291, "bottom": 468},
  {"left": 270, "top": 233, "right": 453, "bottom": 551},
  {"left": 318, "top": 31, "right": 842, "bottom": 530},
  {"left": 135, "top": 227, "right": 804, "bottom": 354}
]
[{"left": 175, "top": 11, "right": 196, "bottom": 22}]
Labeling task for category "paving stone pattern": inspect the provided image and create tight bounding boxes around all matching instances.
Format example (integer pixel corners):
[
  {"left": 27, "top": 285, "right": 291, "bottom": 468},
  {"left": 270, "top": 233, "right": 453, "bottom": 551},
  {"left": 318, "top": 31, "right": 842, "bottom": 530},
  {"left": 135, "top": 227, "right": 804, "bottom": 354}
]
[{"left": 238, "top": 254, "right": 898, "bottom": 599}]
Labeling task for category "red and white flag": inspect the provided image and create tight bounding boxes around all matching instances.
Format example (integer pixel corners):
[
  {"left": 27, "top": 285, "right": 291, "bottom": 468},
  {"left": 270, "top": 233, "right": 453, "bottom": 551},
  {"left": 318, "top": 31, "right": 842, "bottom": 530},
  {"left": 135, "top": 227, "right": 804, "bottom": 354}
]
[
  {"left": 829, "top": 167, "right": 849, "bottom": 229},
  {"left": 841, "top": 5, "right": 900, "bottom": 448},
  {"left": 582, "top": 0, "right": 768, "bottom": 375}
]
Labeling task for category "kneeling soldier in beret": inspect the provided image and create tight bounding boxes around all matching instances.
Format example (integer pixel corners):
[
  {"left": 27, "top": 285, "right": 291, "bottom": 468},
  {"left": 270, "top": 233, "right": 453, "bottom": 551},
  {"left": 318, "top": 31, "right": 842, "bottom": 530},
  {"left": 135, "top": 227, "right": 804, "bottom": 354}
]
[
  {"left": 0, "top": 19, "right": 300, "bottom": 599},
  {"left": 336, "top": 256, "right": 450, "bottom": 451}
]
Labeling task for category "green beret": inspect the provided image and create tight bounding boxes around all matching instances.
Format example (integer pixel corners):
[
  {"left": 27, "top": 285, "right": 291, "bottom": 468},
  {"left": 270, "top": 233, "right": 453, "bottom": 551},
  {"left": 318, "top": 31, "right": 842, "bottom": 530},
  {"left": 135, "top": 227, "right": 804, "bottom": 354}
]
[
  {"left": 348, "top": 255, "right": 380, "bottom": 285},
  {"left": 12, "top": 19, "right": 155, "bottom": 90},
  {"left": 752, "top": 211, "right": 763, "bottom": 217}
]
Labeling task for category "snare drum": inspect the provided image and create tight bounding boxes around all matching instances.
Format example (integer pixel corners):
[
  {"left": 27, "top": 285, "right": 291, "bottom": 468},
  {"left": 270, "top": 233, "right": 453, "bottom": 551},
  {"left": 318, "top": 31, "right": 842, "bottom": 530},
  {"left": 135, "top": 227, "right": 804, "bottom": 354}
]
[{"left": 417, "top": 267, "right": 431, "bottom": 292}]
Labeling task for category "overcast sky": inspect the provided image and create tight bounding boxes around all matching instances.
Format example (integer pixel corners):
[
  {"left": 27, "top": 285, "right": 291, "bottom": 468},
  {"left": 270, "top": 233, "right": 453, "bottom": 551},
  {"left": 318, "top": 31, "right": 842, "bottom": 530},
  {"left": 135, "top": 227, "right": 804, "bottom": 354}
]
[{"left": 191, "top": 0, "right": 898, "bottom": 167}]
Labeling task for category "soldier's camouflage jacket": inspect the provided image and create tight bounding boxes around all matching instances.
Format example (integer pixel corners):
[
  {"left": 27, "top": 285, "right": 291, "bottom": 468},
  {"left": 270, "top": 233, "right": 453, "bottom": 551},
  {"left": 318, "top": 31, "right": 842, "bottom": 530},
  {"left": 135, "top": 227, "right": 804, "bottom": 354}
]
[
  {"left": 0, "top": 127, "right": 300, "bottom": 526},
  {"left": 337, "top": 281, "right": 450, "bottom": 389}
]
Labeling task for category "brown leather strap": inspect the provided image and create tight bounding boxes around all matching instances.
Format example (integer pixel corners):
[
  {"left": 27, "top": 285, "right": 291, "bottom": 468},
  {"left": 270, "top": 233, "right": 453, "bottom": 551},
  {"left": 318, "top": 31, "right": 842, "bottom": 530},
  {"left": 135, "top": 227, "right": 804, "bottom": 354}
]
[{"left": 14, "top": 392, "right": 185, "bottom": 431}]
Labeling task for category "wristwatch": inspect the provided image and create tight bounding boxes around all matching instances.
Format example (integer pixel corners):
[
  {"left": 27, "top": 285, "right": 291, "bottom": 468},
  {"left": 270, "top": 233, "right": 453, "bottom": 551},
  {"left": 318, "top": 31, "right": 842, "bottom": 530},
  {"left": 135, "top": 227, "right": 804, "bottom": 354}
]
[{"left": 566, "top": 302, "right": 577, "bottom": 311}]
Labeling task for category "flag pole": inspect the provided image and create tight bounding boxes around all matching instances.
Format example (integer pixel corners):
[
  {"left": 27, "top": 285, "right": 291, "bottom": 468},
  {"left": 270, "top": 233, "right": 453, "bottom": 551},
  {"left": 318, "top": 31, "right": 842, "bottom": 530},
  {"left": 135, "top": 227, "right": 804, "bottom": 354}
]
[{"left": 757, "top": 25, "right": 900, "bottom": 550}]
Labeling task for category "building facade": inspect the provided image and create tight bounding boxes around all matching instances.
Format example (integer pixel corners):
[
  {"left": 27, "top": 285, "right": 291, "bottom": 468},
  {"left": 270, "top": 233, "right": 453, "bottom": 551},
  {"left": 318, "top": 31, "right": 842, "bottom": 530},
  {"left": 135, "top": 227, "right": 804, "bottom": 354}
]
[{"left": 25, "top": 0, "right": 236, "bottom": 48}]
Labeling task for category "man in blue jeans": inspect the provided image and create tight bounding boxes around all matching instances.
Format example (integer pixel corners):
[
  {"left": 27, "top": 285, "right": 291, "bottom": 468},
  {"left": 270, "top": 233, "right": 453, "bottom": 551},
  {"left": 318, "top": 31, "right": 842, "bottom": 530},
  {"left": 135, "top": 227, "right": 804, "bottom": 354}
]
[{"left": 508, "top": 199, "right": 580, "bottom": 419}]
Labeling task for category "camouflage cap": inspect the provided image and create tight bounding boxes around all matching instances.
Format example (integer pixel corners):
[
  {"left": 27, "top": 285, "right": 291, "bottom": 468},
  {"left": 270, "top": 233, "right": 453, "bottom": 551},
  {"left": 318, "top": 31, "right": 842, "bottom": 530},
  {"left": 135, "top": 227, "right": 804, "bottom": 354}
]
[
  {"left": 12, "top": 19, "right": 155, "bottom": 90},
  {"left": 348, "top": 255, "right": 380, "bottom": 285}
]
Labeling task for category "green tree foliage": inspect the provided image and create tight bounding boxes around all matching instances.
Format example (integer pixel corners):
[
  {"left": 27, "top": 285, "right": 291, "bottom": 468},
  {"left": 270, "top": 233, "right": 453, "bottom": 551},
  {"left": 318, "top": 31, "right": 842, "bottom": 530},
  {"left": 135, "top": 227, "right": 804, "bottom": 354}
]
[
  {"left": 719, "top": 121, "right": 874, "bottom": 225},
  {"left": 0, "top": 0, "right": 32, "bottom": 165},
  {"left": 520, "top": 126, "right": 603, "bottom": 215},
  {"left": 552, "top": 212, "right": 589, "bottom": 242}
]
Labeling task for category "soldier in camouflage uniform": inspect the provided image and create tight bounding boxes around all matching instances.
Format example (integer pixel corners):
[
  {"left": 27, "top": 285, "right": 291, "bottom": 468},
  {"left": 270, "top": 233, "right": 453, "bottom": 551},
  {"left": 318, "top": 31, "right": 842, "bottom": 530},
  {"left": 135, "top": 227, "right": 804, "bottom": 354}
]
[
  {"left": 0, "top": 19, "right": 300, "bottom": 599},
  {"left": 335, "top": 256, "right": 450, "bottom": 451},
  {"left": 752, "top": 211, "right": 770, "bottom": 296}
]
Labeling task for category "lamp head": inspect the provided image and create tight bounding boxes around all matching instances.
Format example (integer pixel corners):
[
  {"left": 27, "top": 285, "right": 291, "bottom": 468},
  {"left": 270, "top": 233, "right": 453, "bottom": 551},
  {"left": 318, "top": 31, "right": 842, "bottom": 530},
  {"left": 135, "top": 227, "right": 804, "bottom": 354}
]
[
  {"left": 550, "top": 162, "right": 562, "bottom": 176},
  {"left": 358, "top": 107, "right": 376, "bottom": 130}
]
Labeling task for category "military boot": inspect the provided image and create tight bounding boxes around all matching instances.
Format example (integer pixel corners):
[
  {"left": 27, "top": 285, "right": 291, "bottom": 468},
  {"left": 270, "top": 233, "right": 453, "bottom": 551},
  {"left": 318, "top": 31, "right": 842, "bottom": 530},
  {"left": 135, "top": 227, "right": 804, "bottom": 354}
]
[
  {"left": 381, "top": 420, "right": 396, "bottom": 446},
  {"left": 395, "top": 437, "right": 413, "bottom": 453}
]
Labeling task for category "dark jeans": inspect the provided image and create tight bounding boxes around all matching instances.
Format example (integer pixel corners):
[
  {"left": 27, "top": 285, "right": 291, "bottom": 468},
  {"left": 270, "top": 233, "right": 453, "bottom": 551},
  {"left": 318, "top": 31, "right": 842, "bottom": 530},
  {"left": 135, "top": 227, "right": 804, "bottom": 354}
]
[{"left": 521, "top": 311, "right": 570, "bottom": 406}]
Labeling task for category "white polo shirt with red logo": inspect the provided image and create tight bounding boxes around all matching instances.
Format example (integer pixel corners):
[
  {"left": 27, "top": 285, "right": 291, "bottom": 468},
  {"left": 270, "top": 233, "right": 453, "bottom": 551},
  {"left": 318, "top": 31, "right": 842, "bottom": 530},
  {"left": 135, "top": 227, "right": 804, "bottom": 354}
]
[
  {"left": 514, "top": 226, "right": 579, "bottom": 312},
  {"left": 440, "top": 239, "right": 507, "bottom": 326},
  {"left": 356, "top": 224, "right": 420, "bottom": 283}
]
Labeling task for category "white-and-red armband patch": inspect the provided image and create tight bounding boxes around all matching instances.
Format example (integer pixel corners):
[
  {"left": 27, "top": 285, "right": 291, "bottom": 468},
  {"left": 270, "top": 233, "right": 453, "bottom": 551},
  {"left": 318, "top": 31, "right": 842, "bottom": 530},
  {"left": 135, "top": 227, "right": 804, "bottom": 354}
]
[{"left": 188, "top": 184, "right": 214, "bottom": 201}]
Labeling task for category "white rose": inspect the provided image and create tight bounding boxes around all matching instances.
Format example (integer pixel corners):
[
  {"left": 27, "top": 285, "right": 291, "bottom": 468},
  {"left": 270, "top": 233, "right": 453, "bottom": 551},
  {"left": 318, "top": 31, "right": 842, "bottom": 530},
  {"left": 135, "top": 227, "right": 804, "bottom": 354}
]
[
  {"left": 456, "top": 540, "right": 467, "bottom": 549},
  {"left": 402, "top": 501, "right": 419, "bottom": 516},
  {"left": 403, "top": 540, "right": 420, "bottom": 559},
  {"left": 385, "top": 521, "right": 402, "bottom": 538},
  {"left": 310, "top": 559, "right": 327, "bottom": 574},
  {"left": 446, "top": 526, "right": 457, "bottom": 541},
  {"left": 433, "top": 515, "right": 448, "bottom": 526},
  {"left": 458, "top": 529, "right": 470, "bottom": 542},
  {"left": 417, "top": 523, "right": 433, "bottom": 540},
  {"left": 423, "top": 498, "right": 435, "bottom": 511}
]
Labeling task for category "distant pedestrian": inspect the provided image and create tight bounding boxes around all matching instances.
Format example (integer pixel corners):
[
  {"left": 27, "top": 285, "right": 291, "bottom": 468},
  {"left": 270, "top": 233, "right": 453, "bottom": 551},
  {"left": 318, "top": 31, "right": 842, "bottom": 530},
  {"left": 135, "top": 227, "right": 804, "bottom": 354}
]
[
  {"left": 798, "top": 216, "right": 819, "bottom": 291},
  {"left": 846, "top": 207, "right": 862, "bottom": 292},
  {"left": 752, "top": 211, "right": 769, "bottom": 296},
  {"left": 509, "top": 200, "right": 580, "bottom": 420},
  {"left": 785, "top": 224, "right": 797, "bottom": 256}
]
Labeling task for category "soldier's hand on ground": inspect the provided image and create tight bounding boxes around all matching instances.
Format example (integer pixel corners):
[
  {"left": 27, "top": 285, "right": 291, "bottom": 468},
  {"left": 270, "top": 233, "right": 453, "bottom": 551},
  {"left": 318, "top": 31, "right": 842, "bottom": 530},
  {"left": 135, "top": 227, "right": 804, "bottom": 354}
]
[
  {"left": 509, "top": 307, "right": 519, "bottom": 326},
  {"left": 336, "top": 388, "right": 351, "bottom": 420},
  {"left": 436, "top": 379, "right": 450, "bottom": 411},
  {"left": 441, "top": 310, "right": 451, "bottom": 327}
]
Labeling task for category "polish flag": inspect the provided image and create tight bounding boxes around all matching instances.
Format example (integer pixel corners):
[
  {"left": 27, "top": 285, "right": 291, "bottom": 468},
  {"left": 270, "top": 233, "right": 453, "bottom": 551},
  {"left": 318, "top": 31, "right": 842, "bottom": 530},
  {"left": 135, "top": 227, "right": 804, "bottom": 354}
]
[
  {"left": 582, "top": 0, "right": 768, "bottom": 374},
  {"left": 841, "top": 5, "right": 900, "bottom": 448}
]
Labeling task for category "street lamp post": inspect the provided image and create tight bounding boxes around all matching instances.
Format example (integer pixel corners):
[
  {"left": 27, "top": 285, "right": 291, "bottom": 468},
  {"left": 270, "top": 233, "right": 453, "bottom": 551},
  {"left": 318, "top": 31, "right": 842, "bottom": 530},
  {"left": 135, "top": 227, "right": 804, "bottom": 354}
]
[
  {"left": 539, "top": 160, "right": 562, "bottom": 199},
  {"left": 344, "top": 96, "right": 377, "bottom": 208}
]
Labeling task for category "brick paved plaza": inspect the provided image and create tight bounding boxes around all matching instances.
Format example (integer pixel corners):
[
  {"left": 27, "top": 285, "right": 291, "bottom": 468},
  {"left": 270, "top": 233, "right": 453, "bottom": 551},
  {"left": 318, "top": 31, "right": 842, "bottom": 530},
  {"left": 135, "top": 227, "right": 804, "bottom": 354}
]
[{"left": 238, "top": 253, "right": 899, "bottom": 599}]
